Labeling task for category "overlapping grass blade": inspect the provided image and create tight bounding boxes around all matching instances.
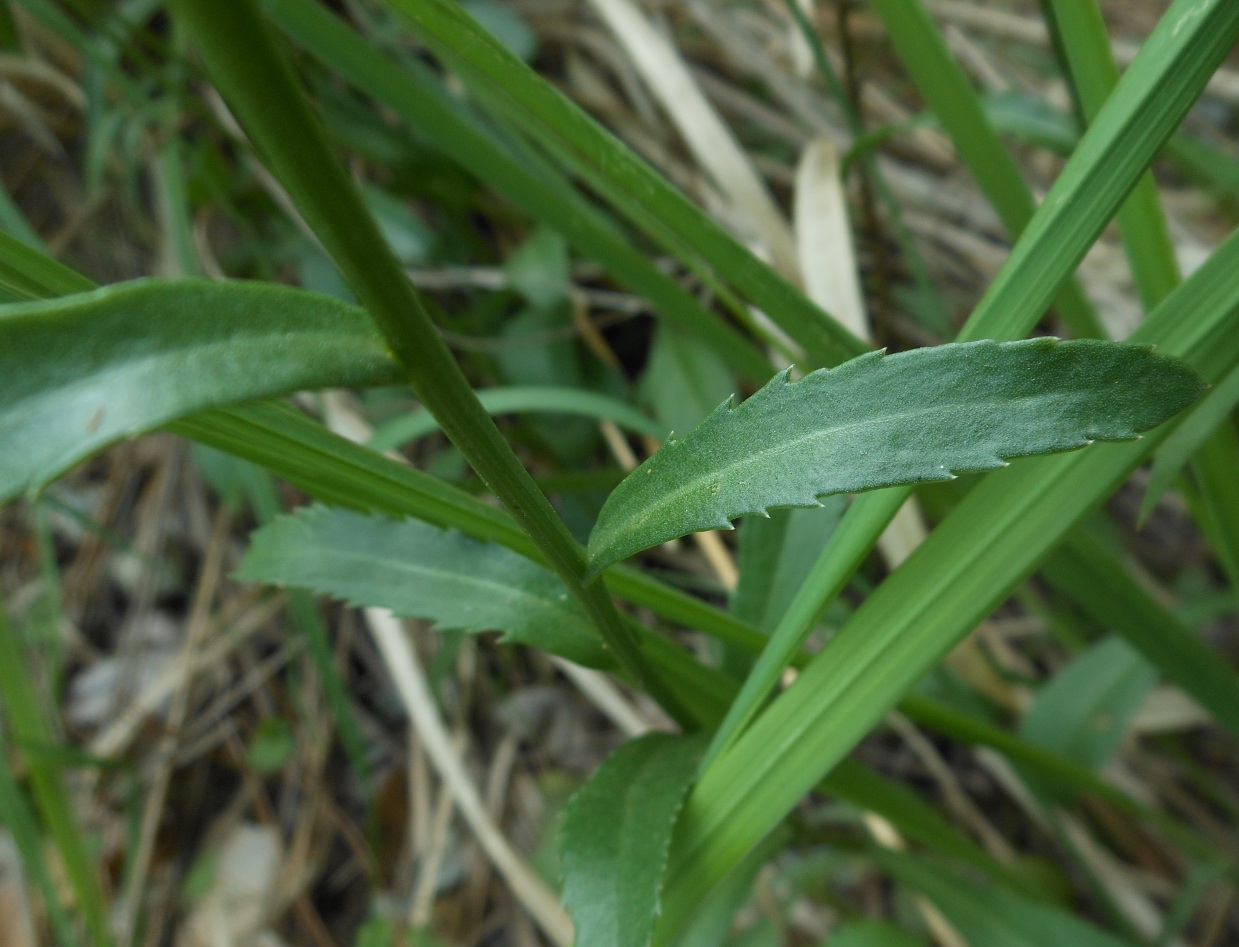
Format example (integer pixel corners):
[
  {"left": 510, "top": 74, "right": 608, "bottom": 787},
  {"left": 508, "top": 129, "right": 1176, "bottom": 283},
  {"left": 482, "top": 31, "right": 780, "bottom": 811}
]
[
  {"left": 369, "top": 386, "right": 665, "bottom": 452},
  {"left": 0, "top": 606, "right": 113, "bottom": 947},
  {"left": 1141, "top": 363, "right": 1239, "bottom": 521},
  {"left": 175, "top": 0, "right": 687, "bottom": 721},
  {"left": 379, "top": 0, "right": 870, "bottom": 370},
  {"left": 870, "top": 0, "right": 1104, "bottom": 338},
  {"left": 702, "top": 0, "right": 1239, "bottom": 775},
  {"left": 1040, "top": 531, "right": 1239, "bottom": 741},
  {"left": 655, "top": 219, "right": 1239, "bottom": 939},
  {"left": 264, "top": 0, "right": 771, "bottom": 382}
]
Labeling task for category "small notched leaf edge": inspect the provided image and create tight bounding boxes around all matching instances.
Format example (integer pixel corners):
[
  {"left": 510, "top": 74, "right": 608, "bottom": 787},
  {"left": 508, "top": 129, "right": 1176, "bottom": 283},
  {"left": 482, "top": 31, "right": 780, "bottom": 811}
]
[{"left": 585, "top": 338, "right": 1204, "bottom": 577}]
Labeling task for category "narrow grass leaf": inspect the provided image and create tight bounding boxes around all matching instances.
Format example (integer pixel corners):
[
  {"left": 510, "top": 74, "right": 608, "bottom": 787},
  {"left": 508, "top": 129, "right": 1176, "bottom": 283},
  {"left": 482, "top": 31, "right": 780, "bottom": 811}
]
[
  {"left": 875, "top": 850, "right": 1137, "bottom": 947},
  {"left": 265, "top": 0, "right": 771, "bottom": 381},
  {"left": 369, "top": 386, "right": 665, "bottom": 453},
  {"left": 1040, "top": 531, "right": 1239, "bottom": 742},
  {"left": 870, "top": 0, "right": 1104, "bottom": 338},
  {"left": 1141, "top": 363, "right": 1239, "bottom": 521},
  {"left": 0, "top": 278, "right": 398, "bottom": 501},
  {"left": 560, "top": 733, "right": 706, "bottom": 947},
  {"left": 732, "top": 502, "right": 846, "bottom": 633},
  {"left": 0, "top": 607, "right": 113, "bottom": 947},
  {"left": 589, "top": 339, "right": 1202, "bottom": 573},
  {"left": 380, "top": 0, "right": 869, "bottom": 369},
  {"left": 237, "top": 506, "right": 608, "bottom": 668},
  {"left": 831, "top": 922, "right": 927, "bottom": 947},
  {"left": 655, "top": 225, "right": 1239, "bottom": 939}
]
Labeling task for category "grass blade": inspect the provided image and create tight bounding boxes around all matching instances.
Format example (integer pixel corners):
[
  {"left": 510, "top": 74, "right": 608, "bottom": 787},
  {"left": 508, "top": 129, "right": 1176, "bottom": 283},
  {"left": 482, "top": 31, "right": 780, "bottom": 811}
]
[
  {"left": 369, "top": 386, "right": 665, "bottom": 452},
  {"left": 1040, "top": 530, "right": 1239, "bottom": 741},
  {"left": 0, "top": 606, "right": 113, "bottom": 947},
  {"left": 175, "top": 0, "right": 687, "bottom": 722},
  {"left": 1141, "top": 363, "right": 1239, "bottom": 521},
  {"left": 264, "top": 0, "right": 771, "bottom": 382},
  {"left": 870, "top": 0, "right": 1104, "bottom": 339},
  {"left": 380, "top": 0, "right": 870, "bottom": 369},
  {"left": 655, "top": 220, "right": 1239, "bottom": 939}
]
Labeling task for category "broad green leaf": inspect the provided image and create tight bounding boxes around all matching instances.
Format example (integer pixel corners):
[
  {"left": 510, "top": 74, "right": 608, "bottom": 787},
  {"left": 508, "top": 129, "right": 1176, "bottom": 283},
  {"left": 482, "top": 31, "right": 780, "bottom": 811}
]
[
  {"left": 589, "top": 339, "right": 1202, "bottom": 573},
  {"left": 0, "top": 278, "right": 398, "bottom": 501},
  {"left": 1019, "top": 637, "right": 1157, "bottom": 775},
  {"left": 1141, "top": 362, "right": 1239, "bottom": 521},
  {"left": 560, "top": 733, "right": 706, "bottom": 947},
  {"left": 236, "top": 506, "right": 608, "bottom": 668},
  {"left": 640, "top": 322, "right": 736, "bottom": 440},
  {"left": 875, "top": 851, "right": 1137, "bottom": 947}
]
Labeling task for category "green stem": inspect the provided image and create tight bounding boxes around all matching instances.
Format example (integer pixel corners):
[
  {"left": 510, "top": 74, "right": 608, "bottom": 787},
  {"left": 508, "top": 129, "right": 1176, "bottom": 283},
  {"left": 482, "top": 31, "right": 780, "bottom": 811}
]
[{"left": 172, "top": 0, "right": 691, "bottom": 726}]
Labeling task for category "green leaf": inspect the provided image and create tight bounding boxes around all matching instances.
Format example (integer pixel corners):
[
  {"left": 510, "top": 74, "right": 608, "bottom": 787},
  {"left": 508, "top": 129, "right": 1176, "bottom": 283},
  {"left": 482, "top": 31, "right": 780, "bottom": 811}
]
[
  {"left": 1019, "top": 636, "right": 1157, "bottom": 774},
  {"left": 732, "top": 502, "right": 846, "bottom": 633},
  {"left": 0, "top": 277, "right": 398, "bottom": 501},
  {"left": 237, "top": 505, "right": 608, "bottom": 668},
  {"left": 876, "top": 850, "right": 1137, "bottom": 947},
  {"left": 560, "top": 733, "right": 706, "bottom": 947},
  {"left": 640, "top": 322, "right": 736, "bottom": 440},
  {"left": 588, "top": 339, "right": 1202, "bottom": 573},
  {"left": 1141, "top": 361, "right": 1239, "bottom": 521},
  {"left": 505, "top": 226, "right": 570, "bottom": 309},
  {"left": 369, "top": 386, "right": 665, "bottom": 452},
  {"left": 827, "top": 921, "right": 927, "bottom": 947},
  {"left": 245, "top": 716, "right": 297, "bottom": 774}
]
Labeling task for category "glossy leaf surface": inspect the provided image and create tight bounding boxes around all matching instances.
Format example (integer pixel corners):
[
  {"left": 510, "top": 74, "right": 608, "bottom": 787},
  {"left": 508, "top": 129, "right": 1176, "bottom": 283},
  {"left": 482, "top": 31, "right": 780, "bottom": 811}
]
[
  {"left": 237, "top": 506, "right": 608, "bottom": 668},
  {"left": 0, "top": 278, "right": 397, "bottom": 501},
  {"left": 589, "top": 339, "right": 1202, "bottom": 572}
]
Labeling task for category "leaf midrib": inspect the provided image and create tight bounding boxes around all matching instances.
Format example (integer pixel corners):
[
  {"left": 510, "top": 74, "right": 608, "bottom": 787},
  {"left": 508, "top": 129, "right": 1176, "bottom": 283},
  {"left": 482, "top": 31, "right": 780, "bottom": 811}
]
[
  {"left": 603, "top": 385, "right": 1084, "bottom": 549},
  {"left": 274, "top": 540, "right": 581, "bottom": 628}
]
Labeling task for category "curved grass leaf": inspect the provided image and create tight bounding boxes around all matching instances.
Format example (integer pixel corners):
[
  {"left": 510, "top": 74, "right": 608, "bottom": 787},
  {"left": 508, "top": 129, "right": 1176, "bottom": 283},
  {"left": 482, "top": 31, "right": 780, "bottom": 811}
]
[
  {"left": 588, "top": 339, "right": 1203, "bottom": 573},
  {"left": 236, "top": 505, "right": 608, "bottom": 668},
  {"left": 369, "top": 386, "right": 665, "bottom": 453},
  {"left": 0, "top": 278, "right": 398, "bottom": 501},
  {"left": 560, "top": 733, "right": 706, "bottom": 947}
]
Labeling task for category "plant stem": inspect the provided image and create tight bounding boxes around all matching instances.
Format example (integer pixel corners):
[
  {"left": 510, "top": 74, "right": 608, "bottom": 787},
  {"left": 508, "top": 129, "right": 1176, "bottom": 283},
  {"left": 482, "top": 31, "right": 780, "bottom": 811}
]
[{"left": 172, "top": 0, "right": 692, "bottom": 726}]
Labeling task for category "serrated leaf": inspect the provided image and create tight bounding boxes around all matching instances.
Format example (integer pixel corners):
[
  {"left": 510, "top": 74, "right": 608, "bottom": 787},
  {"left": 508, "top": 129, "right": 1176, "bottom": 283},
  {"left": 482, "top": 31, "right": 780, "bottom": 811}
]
[
  {"left": 588, "top": 339, "right": 1202, "bottom": 573},
  {"left": 560, "top": 733, "right": 706, "bottom": 947},
  {"left": 237, "top": 506, "right": 608, "bottom": 668},
  {"left": 0, "top": 278, "right": 399, "bottom": 501}
]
